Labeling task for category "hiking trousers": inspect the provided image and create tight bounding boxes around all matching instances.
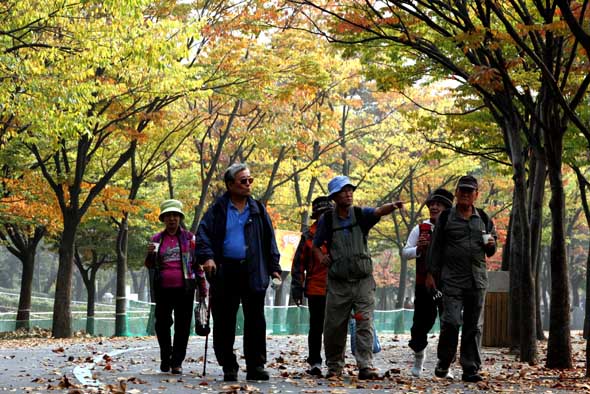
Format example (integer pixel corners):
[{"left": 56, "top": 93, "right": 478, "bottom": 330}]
[
  {"left": 437, "top": 285, "right": 485, "bottom": 375},
  {"left": 409, "top": 284, "right": 442, "bottom": 353},
  {"left": 154, "top": 286, "right": 195, "bottom": 368},
  {"left": 324, "top": 275, "right": 375, "bottom": 373},
  {"left": 307, "top": 295, "right": 326, "bottom": 366}
]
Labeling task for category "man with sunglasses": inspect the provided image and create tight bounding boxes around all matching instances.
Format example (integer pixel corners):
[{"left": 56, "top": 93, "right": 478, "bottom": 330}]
[
  {"left": 196, "top": 163, "right": 282, "bottom": 382},
  {"left": 425, "top": 175, "right": 497, "bottom": 383}
]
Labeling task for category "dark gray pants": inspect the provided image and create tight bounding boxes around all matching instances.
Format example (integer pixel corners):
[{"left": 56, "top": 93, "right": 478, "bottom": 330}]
[{"left": 437, "top": 285, "right": 485, "bottom": 375}]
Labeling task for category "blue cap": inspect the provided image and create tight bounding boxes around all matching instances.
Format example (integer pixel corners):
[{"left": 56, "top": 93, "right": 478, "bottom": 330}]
[{"left": 328, "top": 176, "right": 356, "bottom": 198}]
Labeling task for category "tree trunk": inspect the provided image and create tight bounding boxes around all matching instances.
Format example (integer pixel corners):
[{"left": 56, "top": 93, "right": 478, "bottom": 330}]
[
  {"left": 545, "top": 135, "right": 572, "bottom": 369},
  {"left": 502, "top": 113, "right": 536, "bottom": 363},
  {"left": 514, "top": 159, "right": 537, "bottom": 364},
  {"left": 115, "top": 215, "right": 129, "bottom": 336},
  {"left": 541, "top": 248, "right": 551, "bottom": 329},
  {"left": 535, "top": 245, "right": 546, "bottom": 340},
  {"left": 52, "top": 214, "right": 78, "bottom": 338},
  {"left": 16, "top": 253, "right": 34, "bottom": 330},
  {"left": 1, "top": 225, "right": 46, "bottom": 330},
  {"left": 501, "top": 210, "right": 512, "bottom": 272},
  {"left": 529, "top": 153, "right": 546, "bottom": 340},
  {"left": 396, "top": 254, "right": 408, "bottom": 309},
  {"left": 86, "top": 278, "right": 96, "bottom": 335},
  {"left": 508, "top": 191, "right": 521, "bottom": 351}
]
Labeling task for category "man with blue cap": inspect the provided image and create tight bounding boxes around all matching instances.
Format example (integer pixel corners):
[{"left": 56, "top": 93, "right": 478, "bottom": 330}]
[{"left": 312, "top": 175, "right": 403, "bottom": 380}]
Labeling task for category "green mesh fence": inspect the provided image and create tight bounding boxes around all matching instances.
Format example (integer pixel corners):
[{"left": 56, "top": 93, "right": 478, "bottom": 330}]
[
  {"left": 0, "top": 305, "right": 438, "bottom": 337},
  {"left": 0, "top": 290, "right": 441, "bottom": 336}
]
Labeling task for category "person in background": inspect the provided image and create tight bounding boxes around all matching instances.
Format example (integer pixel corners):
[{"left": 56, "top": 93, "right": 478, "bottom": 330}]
[
  {"left": 196, "top": 163, "right": 282, "bottom": 382},
  {"left": 312, "top": 175, "right": 403, "bottom": 380},
  {"left": 402, "top": 188, "right": 454, "bottom": 377},
  {"left": 144, "top": 199, "right": 206, "bottom": 375},
  {"left": 290, "top": 196, "right": 333, "bottom": 377},
  {"left": 426, "top": 175, "right": 497, "bottom": 382}
]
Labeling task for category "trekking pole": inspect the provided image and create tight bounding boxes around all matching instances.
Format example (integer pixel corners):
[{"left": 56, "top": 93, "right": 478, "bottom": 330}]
[{"left": 202, "top": 295, "right": 212, "bottom": 376}]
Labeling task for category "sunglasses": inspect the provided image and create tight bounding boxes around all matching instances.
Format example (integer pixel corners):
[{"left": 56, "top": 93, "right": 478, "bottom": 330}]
[{"left": 239, "top": 177, "right": 254, "bottom": 185}]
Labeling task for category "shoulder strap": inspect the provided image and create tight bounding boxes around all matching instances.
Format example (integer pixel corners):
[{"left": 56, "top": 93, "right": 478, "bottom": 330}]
[
  {"left": 327, "top": 207, "right": 365, "bottom": 249},
  {"left": 331, "top": 207, "right": 363, "bottom": 233},
  {"left": 437, "top": 208, "right": 450, "bottom": 231},
  {"left": 437, "top": 207, "right": 489, "bottom": 231},
  {"left": 476, "top": 207, "right": 490, "bottom": 230},
  {"left": 354, "top": 206, "right": 364, "bottom": 225}
]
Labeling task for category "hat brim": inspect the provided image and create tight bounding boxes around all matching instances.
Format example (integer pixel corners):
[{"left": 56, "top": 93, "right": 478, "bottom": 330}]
[
  {"left": 457, "top": 183, "right": 477, "bottom": 189},
  {"left": 426, "top": 197, "right": 452, "bottom": 209},
  {"left": 159, "top": 208, "right": 185, "bottom": 222},
  {"left": 329, "top": 184, "right": 356, "bottom": 199}
]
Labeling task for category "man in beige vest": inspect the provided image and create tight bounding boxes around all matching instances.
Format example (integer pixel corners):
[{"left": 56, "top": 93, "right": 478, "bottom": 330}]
[{"left": 312, "top": 175, "right": 403, "bottom": 380}]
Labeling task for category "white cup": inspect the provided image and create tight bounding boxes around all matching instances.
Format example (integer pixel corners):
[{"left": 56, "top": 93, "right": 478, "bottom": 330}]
[
  {"left": 271, "top": 277, "right": 282, "bottom": 289},
  {"left": 482, "top": 234, "right": 492, "bottom": 244},
  {"left": 152, "top": 242, "right": 160, "bottom": 253}
]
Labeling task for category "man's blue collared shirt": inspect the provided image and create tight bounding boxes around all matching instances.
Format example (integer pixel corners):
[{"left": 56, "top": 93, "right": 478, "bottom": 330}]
[{"left": 223, "top": 201, "right": 250, "bottom": 259}]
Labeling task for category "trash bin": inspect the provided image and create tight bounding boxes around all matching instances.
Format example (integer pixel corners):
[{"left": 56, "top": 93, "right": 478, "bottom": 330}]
[{"left": 482, "top": 271, "right": 510, "bottom": 347}]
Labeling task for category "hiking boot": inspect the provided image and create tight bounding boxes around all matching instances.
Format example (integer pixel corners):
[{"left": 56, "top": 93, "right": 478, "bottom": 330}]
[
  {"left": 306, "top": 363, "right": 322, "bottom": 377},
  {"left": 223, "top": 366, "right": 239, "bottom": 382},
  {"left": 358, "top": 368, "right": 380, "bottom": 380},
  {"left": 462, "top": 372, "right": 483, "bottom": 382},
  {"left": 224, "top": 371, "right": 238, "bottom": 381},
  {"left": 160, "top": 359, "right": 170, "bottom": 373},
  {"left": 325, "top": 369, "right": 342, "bottom": 379},
  {"left": 411, "top": 349, "right": 426, "bottom": 377},
  {"left": 434, "top": 360, "right": 454, "bottom": 379},
  {"left": 246, "top": 366, "right": 270, "bottom": 381},
  {"left": 170, "top": 366, "right": 182, "bottom": 375}
]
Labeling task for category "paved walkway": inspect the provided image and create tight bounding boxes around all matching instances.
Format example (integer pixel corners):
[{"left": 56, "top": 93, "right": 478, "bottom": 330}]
[{"left": 0, "top": 333, "right": 588, "bottom": 393}]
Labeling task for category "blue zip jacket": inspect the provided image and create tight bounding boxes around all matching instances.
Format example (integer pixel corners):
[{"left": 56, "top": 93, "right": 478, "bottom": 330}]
[{"left": 195, "top": 192, "right": 281, "bottom": 293}]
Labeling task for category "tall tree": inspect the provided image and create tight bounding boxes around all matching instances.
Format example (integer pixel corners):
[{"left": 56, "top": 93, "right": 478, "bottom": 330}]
[
  {"left": 291, "top": 0, "right": 590, "bottom": 367},
  {"left": 2, "top": 0, "right": 201, "bottom": 337}
]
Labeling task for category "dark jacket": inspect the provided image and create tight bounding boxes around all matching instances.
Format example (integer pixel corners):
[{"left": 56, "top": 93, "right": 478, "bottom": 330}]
[{"left": 195, "top": 192, "right": 281, "bottom": 293}]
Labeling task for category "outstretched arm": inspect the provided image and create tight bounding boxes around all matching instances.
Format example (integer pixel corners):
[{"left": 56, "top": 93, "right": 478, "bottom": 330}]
[{"left": 374, "top": 201, "right": 403, "bottom": 217}]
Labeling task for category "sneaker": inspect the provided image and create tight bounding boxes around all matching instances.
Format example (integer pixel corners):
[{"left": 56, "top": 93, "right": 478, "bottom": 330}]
[
  {"left": 358, "top": 368, "right": 380, "bottom": 380},
  {"left": 306, "top": 364, "right": 322, "bottom": 377},
  {"left": 462, "top": 372, "right": 483, "bottom": 382},
  {"left": 246, "top": 366, "right": 270, "bottom": 381},
  {"left": 434, "top": 361, "right": 454, "bottom": 380},
  {"left": 411, "top": 350, "right": 425, "bottom": 377}
]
